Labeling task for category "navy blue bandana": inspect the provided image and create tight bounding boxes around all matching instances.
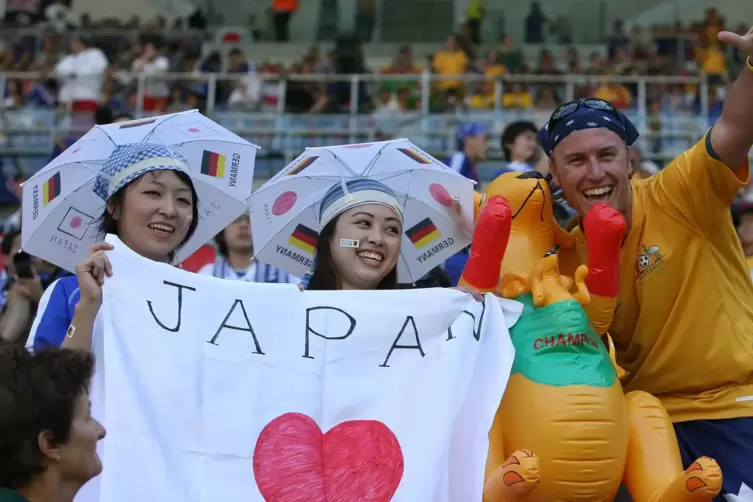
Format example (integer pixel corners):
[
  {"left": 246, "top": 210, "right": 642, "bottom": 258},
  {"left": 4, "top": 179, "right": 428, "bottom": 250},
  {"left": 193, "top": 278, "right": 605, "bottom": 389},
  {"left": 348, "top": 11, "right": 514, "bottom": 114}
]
[{"left": 537, "top": 99, "right": 640, "bottom": 157}]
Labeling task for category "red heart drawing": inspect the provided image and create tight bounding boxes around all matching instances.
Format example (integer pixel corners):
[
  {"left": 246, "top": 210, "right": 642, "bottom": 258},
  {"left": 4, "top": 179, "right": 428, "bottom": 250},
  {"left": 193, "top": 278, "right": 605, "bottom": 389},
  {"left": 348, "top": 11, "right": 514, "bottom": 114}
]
[{"left": 253, "top": 412, "right": 404, "bottom": 502}]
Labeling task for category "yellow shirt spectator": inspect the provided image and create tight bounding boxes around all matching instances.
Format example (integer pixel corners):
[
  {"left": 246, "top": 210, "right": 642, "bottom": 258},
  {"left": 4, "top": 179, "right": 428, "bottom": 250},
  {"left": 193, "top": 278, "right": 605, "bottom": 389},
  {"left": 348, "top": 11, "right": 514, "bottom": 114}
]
[
  {"left": 485, "top": 64, "right": 506, "bottom": 78},
  {"left": 559, "top": 131, "right": 753, "bottom": 423},
  {"left": 502, "top": 91, "right": 533, "bottom": 109},
  {"left": 700, "top": 47, "right": 727, "bottom": 75},
  {"left": 469, "top": 94, "right": 494, "bottom": 109},
  {"left": 432, "top": 50, "right": 468, "bottom": 89},
  {"left": 594, "top": 84, "right": 632, "bottom": 109}
]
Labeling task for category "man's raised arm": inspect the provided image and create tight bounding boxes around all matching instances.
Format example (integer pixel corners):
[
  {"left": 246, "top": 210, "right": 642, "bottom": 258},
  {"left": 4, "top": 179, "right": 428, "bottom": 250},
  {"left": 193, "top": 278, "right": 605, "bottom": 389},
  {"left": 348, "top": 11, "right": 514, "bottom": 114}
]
[{"left": 710, "top": 27, "right": 753, "bottom": 169}]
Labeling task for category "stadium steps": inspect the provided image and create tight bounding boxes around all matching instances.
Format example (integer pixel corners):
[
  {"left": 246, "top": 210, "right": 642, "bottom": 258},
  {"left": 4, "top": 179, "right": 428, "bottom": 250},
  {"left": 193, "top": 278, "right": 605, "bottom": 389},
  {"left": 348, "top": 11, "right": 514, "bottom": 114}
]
[{"left": 380, "top": 0, "right": 454, "bottom": 43}]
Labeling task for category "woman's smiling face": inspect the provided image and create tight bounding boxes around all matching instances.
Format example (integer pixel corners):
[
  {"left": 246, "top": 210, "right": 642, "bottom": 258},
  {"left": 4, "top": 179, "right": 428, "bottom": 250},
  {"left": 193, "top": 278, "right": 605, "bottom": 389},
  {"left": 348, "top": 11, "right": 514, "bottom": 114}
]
[
  {"left": 109, "top": 170, "right": 195, "bottom": 262},
  {"left": 329, "top": 204, "right": 402, "bottom": 290}
]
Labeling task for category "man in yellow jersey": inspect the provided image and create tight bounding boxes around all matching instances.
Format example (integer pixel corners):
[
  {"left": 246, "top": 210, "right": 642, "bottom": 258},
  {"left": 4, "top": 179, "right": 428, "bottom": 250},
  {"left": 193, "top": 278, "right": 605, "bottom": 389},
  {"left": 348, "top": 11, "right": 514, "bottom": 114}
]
[{"left": 540, "top": 26, "right": 753, "bottom": 501}]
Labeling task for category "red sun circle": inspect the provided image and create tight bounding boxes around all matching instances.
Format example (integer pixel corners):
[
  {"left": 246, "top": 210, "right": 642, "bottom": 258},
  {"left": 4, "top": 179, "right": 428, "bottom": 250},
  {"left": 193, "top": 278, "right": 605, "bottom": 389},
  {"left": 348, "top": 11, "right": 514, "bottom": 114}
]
[
  {"left": 70, "top": 216, "right": 82, "bottom": 229},
  {"left": 429, "top": 183, "right": 453, "bottom": 207},
  {"left": 272, "top": 191, "right": 297, "bottom": 216},
  {"left": 188, "top": 127, "right": 200, "bottom": 133}
]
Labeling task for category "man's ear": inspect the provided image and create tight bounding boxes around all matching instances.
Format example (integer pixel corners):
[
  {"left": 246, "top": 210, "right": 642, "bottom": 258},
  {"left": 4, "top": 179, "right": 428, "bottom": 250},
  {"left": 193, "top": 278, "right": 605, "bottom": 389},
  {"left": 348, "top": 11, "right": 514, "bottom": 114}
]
[
  {"left": 548, "top": 158, "right": 560, "bottom": 186},
  {"left": 37, "top": 430, "right": 62, "bottom": 463}
]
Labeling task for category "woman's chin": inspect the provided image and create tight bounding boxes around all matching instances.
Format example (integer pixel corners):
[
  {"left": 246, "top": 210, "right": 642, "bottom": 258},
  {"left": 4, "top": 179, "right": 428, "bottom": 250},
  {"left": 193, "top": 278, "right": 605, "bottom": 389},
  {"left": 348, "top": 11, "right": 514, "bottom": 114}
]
[{"left": 353, "top": 267, "right": 388, "bottom": 288}]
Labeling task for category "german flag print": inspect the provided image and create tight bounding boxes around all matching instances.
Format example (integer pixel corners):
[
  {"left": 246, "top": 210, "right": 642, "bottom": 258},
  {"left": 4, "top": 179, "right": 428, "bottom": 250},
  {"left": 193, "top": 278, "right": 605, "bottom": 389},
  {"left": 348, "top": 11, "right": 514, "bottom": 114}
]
[
  {"left": 286, "top": 156, "right": 319, "bottom": 176},
  {"left": 42, "top": 172, "right": 61, "bottom": 205},
  {"left": 405, "top": 218, "right": 440, "bottom": 249},
  {"left": 288, "top": 224, "right": 318, "bottom": 254},
  {"left": 397, "top": 148, "right": 432, "bottom": 165},
  {"left": 201, "top": 151, "right": 226, "bottom": 178}
]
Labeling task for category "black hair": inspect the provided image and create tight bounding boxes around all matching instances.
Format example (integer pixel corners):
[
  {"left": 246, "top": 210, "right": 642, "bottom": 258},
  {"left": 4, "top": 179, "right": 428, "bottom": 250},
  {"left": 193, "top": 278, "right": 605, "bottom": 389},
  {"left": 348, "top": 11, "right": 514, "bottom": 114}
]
[
  {"left": 0, "top": 346, "right": 95, "bottom": 490},
  {"left": 97, "top": 170, "right": 199, "bottom": 260},
  {"left": 1, "top": 231, "right": 20, "bottom": 256},
  {"left": 501, "top": 121, "right": 538, "bottom": 162},
  {"left": 306, "top": 215, "right": 398, "bottom": 291},
  {"left": 93, "top": 106, "right": 113, "bottom": 125}
]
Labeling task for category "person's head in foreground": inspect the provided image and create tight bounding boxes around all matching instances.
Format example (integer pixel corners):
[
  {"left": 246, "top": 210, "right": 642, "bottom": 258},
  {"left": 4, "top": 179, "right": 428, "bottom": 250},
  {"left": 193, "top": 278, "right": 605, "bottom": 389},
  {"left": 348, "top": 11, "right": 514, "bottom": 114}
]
[
  {"left": 539, "top": 98, "right": 639, "bottom": 222},
  {"left": 501, "top": 121, "right": 539, "bottom": 165},
  {"left": 306, "top": 179, "right": 404, "bottom": 291},
  {"left": 0, "top": 345, "right": 105, "bottom": 501},
  {"left": 96, "top": 143, "right": 200, "bottom": 263},
  {"left": 457, "top": 122, "right": 490, "bottom": 162}
]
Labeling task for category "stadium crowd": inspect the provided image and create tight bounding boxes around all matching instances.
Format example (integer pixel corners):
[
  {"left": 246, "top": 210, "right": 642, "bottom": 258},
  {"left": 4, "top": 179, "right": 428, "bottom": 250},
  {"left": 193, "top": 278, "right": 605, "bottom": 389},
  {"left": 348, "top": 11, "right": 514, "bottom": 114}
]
[{"left": 0, "top": 6, "right": 748, "bottom": 117}]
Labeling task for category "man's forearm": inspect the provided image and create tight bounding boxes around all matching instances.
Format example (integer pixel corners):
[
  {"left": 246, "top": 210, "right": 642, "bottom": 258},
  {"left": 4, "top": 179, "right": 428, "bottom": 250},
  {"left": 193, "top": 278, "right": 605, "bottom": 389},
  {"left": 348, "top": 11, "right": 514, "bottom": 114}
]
[{"left": 712, "top": 62, "right": 753, "bottom": 168}]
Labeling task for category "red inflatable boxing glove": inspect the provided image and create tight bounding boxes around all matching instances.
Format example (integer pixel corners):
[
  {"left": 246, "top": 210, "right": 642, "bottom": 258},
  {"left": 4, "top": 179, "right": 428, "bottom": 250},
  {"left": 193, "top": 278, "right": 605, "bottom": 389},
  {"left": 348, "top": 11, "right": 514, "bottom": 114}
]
[
  {"left": 459, "top": 196, "right": 512, "bottom": 293},
  {"left": 583, "top": 203, "right": 627, "bottom": 298}
]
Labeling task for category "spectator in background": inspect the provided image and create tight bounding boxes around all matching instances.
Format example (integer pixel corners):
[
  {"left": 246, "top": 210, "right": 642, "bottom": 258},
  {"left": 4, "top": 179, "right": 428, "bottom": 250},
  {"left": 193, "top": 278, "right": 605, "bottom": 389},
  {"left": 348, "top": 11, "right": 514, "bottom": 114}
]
[
  {"left": 355, "top": 0, "right": 376, "bottom": 43},
  {"left": 495, "top": 121, "right": 539, "bottom": 176},
  {"left": 448, "top": 122, "right": 489, "bottom": 184},
  {"left": 48, "top": 107, "right": 119, "bottom": 164},
  {"left": 432, "top": 35, "right": 468, "bottom": 96},
  {"left": 131, "top": 40, "right": 170, "bottom": 112},
  {"left": 0, "top": 346, "right": 106, "bottom": 502},
  {"left": 272, "top": 0, "right": 298, "bottom": 42},
  {"left": 607, "top": 20, "right": 631, "bottom": 60},
  {"left": 380, "top": 46, "right": 421, "bottom": 94},
  {"left": 524, "top": 2, "right": 547, "bottom": 44},
  {"left": 465, "top": 0, "right": 484, "bottom": 45},
  {"left": 199, "top": 214, "right": 298, "bottom": 283},
  {"left": 698, "top": 41, "right": 728, "bottom": 84},
  {"left": 502, "top": 82, "right": 533, "bottom": 108},
  {"left": 2, "top": 175, "right": 24, "bottom": 235},
  {"left": 54, "top": 36, "right": 108, "bottom": 113},
  {"left": 0, "top": 231, "right": 22, "bottom": 313},
  {"left": 594, "top": 74, "right": 632, "bottom": 109},
  {"left": 497, "top": 35, "right": 523, "bottom": 72}
]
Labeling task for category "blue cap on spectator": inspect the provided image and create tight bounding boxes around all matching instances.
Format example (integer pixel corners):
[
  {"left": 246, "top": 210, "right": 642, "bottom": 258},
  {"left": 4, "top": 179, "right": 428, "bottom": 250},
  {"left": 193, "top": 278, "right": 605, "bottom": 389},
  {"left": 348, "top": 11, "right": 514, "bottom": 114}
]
[{"left": 456, "top": 123, "right": 488, "bottom": 151}]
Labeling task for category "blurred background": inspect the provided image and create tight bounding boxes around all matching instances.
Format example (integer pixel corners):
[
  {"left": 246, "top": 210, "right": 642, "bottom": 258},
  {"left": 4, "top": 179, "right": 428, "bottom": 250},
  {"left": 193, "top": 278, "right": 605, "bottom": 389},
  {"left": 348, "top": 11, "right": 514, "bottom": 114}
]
[{"left": 0, "top": 0, "right": 750, "bottom": 221}]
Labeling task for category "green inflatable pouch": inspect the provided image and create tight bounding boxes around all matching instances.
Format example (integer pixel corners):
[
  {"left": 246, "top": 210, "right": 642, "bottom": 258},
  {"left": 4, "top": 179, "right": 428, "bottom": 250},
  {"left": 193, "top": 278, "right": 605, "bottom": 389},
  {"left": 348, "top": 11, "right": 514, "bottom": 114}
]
[{"left": 510, "top": 293, "right": 617, "bottom": 388}]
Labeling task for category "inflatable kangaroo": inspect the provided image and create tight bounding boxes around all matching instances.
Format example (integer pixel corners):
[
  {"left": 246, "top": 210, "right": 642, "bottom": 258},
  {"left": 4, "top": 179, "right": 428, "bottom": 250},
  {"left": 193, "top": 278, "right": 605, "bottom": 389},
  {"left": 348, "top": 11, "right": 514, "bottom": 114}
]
[{"left": 462, "top": 172, "right": 722, "bottom": 502}]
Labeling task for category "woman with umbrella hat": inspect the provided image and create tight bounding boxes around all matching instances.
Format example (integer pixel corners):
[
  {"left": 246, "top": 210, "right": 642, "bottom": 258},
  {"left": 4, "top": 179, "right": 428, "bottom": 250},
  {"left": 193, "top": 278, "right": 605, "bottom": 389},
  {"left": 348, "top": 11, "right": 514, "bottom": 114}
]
[
  {"left": 301, "top": 178, "right": 480, "bottom": 299},
  {"left": 27, "top": 143, "right": 200, "bottom": 354}
]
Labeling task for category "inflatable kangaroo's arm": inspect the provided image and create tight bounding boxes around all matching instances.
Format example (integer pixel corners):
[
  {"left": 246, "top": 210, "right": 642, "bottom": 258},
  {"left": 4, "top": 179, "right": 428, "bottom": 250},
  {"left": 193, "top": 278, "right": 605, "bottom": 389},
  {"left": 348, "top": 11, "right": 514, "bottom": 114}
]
[
  {"left": 459, "top": 196, "right": 512, "bottom": 293},
  {"left": 581, "top": 203, "right": 627, "bottom": 335}
]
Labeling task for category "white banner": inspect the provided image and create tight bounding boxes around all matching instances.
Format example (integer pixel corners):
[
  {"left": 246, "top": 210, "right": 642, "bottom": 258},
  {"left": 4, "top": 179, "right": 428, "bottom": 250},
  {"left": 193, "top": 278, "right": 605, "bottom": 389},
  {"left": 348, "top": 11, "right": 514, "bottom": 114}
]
[{"left": 82, "top": 235, "right": 521, "bottom": 502}]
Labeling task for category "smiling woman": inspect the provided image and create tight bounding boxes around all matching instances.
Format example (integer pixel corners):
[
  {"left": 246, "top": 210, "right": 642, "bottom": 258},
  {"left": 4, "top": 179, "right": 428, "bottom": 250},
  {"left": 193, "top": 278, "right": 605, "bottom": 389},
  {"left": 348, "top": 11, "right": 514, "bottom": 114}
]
[
  {"left": 26, "top": 143, "right": 201, "bottom": 355},
  {"left": 307, "top": 179, "right": 403, "bottom": 291}
]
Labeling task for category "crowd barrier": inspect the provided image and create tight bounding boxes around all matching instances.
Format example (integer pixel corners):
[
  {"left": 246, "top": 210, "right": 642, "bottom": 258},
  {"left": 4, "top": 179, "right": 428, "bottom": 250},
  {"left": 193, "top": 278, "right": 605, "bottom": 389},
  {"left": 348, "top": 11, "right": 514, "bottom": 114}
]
[{"left": 0, "top": 72, "right": 731, "bottom": 180}]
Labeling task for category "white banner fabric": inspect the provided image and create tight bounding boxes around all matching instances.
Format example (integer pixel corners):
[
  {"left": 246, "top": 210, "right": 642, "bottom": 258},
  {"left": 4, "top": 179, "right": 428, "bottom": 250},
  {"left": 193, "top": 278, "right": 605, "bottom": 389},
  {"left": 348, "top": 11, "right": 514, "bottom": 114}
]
[{"left": 80, "top": 235, "right": 521, "bottom": 502}]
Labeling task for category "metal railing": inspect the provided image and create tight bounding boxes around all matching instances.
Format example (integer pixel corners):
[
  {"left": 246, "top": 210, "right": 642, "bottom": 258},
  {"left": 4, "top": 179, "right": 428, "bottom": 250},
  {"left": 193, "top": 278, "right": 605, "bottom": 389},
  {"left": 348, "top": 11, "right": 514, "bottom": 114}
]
[{"left": 0, "top": 70, "right": 727, "bottom": 179}]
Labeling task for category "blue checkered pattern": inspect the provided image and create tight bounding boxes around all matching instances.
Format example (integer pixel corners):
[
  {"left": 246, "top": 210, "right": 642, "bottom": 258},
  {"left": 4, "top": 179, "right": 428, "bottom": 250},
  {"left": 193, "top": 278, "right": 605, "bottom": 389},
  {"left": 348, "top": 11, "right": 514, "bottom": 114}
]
[{"left": 93, "top": 143, "right": 188, "bottom": 200}]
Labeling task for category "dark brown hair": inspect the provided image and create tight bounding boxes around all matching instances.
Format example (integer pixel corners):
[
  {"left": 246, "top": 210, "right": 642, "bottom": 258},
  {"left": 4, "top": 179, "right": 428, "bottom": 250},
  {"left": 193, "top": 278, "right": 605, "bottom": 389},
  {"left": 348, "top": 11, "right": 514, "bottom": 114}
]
[
  {"left": 0, "top": 346, "right": 95, "bottom": 489},
  {"left": 306, "top": 215, "right": 398, "bottom": 291}
]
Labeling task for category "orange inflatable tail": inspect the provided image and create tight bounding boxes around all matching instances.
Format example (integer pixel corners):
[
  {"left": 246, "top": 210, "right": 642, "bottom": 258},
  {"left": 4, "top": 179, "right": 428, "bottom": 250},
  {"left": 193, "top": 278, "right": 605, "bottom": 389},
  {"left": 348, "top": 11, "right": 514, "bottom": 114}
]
[{"left": 458, "top": 196, "right": 512, "bottom": 293}]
